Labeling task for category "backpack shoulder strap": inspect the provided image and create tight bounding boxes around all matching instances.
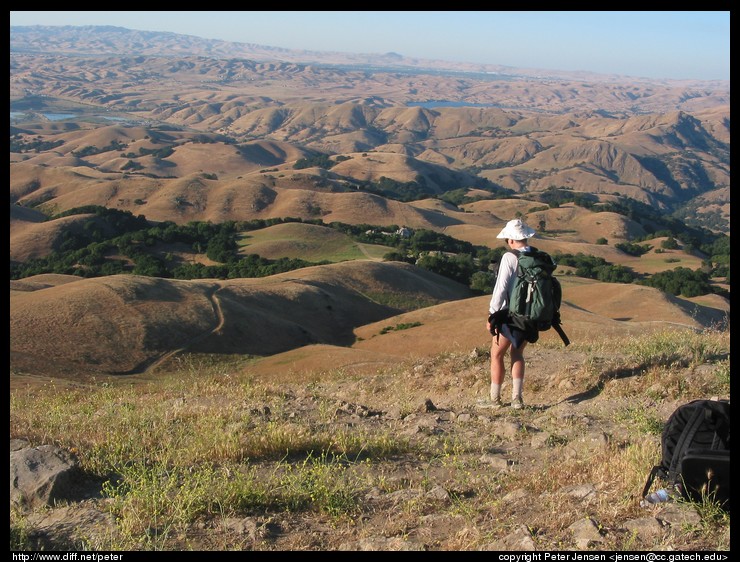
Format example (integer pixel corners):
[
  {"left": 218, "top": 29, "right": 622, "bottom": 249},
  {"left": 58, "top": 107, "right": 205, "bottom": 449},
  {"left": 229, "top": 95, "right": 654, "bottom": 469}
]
[
  {"left": 553, "top": 320, "right": 570, "bottom": 346},
  {"left": 705, "top": 400, "right": 731, "bottom": 449},
  {"left": 641, "top": 464, "right": 665, "bottom": 498},
  {"left": 521, "top": 247, "right": 555, "bottom": 270}
]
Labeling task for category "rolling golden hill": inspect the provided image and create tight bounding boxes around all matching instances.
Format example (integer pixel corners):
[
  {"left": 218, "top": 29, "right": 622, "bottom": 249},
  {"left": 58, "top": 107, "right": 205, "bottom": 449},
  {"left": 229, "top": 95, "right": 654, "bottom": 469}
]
[
  {"left": 10, "top": 100, "right": 730, "bottom": 234},
  {"left": 10, "top": 260, "right": 475, "bottom": 380},
  {"left": 10, "top": 259, "right": 729, "bottom": 385},
  {"left": 234, "top": 275, "right": 730, "bottom": 380}
]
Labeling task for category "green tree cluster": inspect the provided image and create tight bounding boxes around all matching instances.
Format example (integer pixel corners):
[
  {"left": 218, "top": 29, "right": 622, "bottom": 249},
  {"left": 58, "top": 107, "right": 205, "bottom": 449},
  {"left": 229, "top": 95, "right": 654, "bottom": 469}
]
[{"left": 9, "top": 208, "right": 728, "bottom": 300}]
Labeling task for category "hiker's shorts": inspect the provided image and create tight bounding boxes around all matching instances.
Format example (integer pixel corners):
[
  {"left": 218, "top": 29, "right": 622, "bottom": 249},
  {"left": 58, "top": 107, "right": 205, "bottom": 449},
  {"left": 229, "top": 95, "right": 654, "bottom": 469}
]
[{"left": 500, "top": 323, "right": 527, "bottom": 349}]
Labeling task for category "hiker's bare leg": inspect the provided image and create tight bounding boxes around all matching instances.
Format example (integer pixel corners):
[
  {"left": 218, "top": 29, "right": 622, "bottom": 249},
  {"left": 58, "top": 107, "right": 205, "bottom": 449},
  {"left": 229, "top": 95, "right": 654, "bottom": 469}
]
[
  {"left": 510, "top": 341, "right": 527, "bottom": 399},
  {"left": 490, "top": 334, "right": 511, "bottom": 385},
  {"left": 510, "top": 341, "right": 526, "bottom": 380}
]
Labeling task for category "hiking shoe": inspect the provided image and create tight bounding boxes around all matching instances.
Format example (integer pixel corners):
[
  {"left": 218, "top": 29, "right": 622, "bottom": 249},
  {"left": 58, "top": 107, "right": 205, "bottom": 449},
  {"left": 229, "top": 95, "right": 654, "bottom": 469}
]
[
  {"left": 511, "top": 396, "right": 524, "bottom": 410},
  {"left": 476, "top": 397, "right": 503, "bottom": 410}
]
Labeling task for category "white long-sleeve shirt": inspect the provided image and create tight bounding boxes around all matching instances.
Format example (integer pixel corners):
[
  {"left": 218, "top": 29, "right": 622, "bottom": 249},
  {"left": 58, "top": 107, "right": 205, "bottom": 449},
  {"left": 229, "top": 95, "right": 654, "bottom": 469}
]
[{"left": 489, "top": 247, "right": 530, "bottom": 314}]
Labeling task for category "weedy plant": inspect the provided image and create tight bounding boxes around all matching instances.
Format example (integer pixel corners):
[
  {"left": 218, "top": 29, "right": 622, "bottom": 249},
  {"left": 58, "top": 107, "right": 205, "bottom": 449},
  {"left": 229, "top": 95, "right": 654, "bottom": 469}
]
[{"left": 622, "top": 327, "right": 728, "bottom": 370}]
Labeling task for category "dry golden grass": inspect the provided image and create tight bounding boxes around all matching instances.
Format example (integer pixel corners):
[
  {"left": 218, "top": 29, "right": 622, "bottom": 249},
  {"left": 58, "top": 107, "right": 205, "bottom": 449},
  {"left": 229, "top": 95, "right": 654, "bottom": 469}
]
[
  {"left": 10, "top": 324, "right": 730, "bottom": 551},
  {"left": 10, "top": 91, "right": 730, "bottom": 235},
  {"left": 11, "top": 254, "right": 728, "bottom": 390},
  {"left": 10, "top": 260, "right": 476, "bottom": 383}
]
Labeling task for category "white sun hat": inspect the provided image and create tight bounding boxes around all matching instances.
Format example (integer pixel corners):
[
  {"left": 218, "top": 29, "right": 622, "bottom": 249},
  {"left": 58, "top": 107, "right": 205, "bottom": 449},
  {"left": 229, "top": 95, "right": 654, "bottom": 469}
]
[{"left": 496, "top": 218, "right": 536, "bottom": 240}]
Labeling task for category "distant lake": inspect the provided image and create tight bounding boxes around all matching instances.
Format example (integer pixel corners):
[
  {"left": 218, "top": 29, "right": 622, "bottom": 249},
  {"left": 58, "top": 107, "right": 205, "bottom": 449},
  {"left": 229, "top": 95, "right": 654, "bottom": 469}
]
[
  {"left": 11, "top": 111, "right": 77, "bottom": 121},
  {"left": 43, "top": 113, "right": 77, "bottom": 121},
  {"left": 10, "top": 112, "right": 133, "bottom": 123},
  {"left": 407, "top": 101, "right": 500, "bottom": 109}
]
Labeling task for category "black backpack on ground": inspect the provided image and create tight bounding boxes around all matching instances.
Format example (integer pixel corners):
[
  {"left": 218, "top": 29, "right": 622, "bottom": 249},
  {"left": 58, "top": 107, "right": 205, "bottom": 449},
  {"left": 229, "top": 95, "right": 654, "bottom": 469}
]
[{"left": 642, "top": 399, "right": 731, "bottom": 510}]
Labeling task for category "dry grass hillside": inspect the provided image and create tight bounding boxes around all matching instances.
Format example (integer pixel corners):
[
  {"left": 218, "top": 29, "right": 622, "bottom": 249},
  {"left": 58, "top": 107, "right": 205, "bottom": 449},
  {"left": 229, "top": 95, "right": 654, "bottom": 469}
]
[
  {"left": 10, "top": 38, "right": 731, "bottom": 235},
  {"left": 10, "top": 258, "right": 728, "bottom": 389},
  {"left": 10, "top": 260, "right": 475, "bottom": 383},
  {"left": 9, "top": 188, "right": 726, "bottom": 388},
  {"left": 9, "top": 162, "right": 470, "bottom": 228},
  {"left": 10, "top": 104, "right": 730, "bottom": 226},
  {"left": 246, "top": 275, "right": 728, "bottom": 381}
]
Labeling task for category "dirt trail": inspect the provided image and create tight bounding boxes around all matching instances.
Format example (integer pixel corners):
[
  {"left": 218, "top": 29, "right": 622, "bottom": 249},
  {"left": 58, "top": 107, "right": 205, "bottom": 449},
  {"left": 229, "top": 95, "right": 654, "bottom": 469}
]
[
  {"left": 144, "top": 284, "right": 226, "bottom": 374},
  {"left": 357, "top": 243, "right": 382, "bottom": 260}
]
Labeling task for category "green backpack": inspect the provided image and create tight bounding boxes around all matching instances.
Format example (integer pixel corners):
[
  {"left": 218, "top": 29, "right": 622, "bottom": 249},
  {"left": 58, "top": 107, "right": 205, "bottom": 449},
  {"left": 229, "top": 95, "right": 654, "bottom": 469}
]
[{"left": 507, "top": 247, "right": 569, "bottom": 345}]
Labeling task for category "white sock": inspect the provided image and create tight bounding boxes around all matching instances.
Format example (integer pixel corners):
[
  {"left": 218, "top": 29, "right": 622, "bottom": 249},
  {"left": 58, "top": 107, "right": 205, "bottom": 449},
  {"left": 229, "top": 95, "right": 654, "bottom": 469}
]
[
  {"left": 512, "top": 378, "right": 523, "bottom": 400},
  {"left": 490, "top": 383, "right": 501, "bottom": 401}
]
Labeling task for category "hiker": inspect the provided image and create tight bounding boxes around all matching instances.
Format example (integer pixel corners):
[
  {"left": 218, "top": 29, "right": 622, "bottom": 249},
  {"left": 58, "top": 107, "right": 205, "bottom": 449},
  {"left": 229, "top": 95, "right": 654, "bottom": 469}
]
[{"left": 482, "top": 218, "right": 538, "bottom": 410}]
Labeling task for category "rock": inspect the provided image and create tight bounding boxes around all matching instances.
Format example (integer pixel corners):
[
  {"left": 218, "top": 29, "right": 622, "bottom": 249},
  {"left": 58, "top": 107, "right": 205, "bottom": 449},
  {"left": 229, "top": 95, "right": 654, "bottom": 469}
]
[
  {"left": 530, "top": 431, "right": 552, "bottom": 448},
  {"left": 622, "top": 517, "right": 666, "bottom": 541},
  {"left": 568, "top": 517, "right": 605, "bottom": 549},
  {"left": 564, "top": 431, "right": 610, "bottom": 457},
  {"left": 426, "top": 485, "right": 451, "bottom": 502},
  {"left": 220, "top": 516, "right": 261, "bottom": 540},
  {"left": 442, "top": 410, "right": 458, "bottom": 421},
  {"left": 10, "top": 444, "right": 79, "bottom": 508},
  {"left": 385, "top": 405, "right": 403, "bottom": 419},
  {"left": 10, "top": 438, "right": 30, "bottom": 452},
  {"left": 339, "top": 536, "right": 426, "bottom": 551},
  {"left": 479, "top": 454, "right": 512, "bottom": 471},
  {"left": 655, "top": 503, "right": 702, "bottom": 527},
  {"left": 24, "top": 502, "right": 116, "bottom": 550},
  {"left": 499, "top": 421, "right": 522, "bottom": 439},
  {"left": 579, "top": 431, "right": 610, "bottom": 450},
  {"left": 558, "top": 379, "right": 575, "bottom": 390},
  {"left": 484, "top": 523, "right": 537, "bottom": 551},
  {"left": 502, "top": 488, "right": 530, "bottom": 503},
  {"left": 404, "top": 415, "right": 440, "bottom": 434},
  {"left": 559, "top": 483, "right": 597, "bottom": 500}
]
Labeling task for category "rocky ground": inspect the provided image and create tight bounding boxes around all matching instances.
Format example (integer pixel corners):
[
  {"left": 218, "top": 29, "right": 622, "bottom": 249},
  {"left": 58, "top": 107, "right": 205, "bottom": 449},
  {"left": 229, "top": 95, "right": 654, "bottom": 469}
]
[{"left": 11, "top": 342, "right": 731, "bottom": 552}]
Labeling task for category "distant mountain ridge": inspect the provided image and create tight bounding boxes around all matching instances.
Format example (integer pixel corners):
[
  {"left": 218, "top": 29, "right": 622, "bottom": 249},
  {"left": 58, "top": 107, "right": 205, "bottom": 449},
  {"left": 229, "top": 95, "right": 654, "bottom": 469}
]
[{"left": 9, "top": 24, "right": 731, "bottom": 87}]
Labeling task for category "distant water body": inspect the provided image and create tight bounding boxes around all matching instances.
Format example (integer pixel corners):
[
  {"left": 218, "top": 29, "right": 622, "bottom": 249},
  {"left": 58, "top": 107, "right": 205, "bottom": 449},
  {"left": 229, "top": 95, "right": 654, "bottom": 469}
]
[
  {"left": 40, "top": 113, "right": 76, "bottom": 121},
  {"left": 11, "top": 111, "right": 131, "bottom": 122}
]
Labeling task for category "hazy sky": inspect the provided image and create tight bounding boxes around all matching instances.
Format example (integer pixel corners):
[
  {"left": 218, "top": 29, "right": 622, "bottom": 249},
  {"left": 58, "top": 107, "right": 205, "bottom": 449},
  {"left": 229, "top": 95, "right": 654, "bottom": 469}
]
[{"left": 10, "top": 11, "right": 730, "bottom": 81}]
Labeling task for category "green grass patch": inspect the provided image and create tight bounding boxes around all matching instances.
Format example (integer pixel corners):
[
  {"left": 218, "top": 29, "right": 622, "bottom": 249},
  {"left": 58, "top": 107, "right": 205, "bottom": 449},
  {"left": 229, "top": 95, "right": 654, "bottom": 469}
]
[
  {"left": 237, "top": 224, "right": 393, "bottom": 263},
  {"left": 380, "top": 322, "right": 423, "bottom": 334},
  {"left": 615, "top": 405, "right": 665, "bottom": 435},
  {"left": 364, "top": 292, "right": 441, "bottom": 310}
]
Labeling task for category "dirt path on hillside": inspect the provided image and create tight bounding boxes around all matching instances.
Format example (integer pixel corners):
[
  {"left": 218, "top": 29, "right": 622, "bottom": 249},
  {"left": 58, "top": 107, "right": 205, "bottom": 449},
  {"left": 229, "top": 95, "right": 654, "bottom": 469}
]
[
  {"left": 357, "top": 243, "right": 382, "bottom": 260},
  {"left": 142, "top": 284, "right": 226, "bottom": 374}
]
